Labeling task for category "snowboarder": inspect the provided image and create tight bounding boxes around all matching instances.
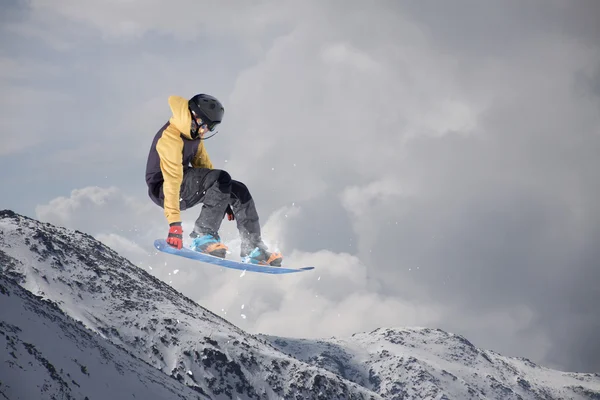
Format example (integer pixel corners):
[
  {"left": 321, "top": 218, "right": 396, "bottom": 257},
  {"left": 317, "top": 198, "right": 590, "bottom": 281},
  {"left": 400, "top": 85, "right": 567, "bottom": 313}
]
[{"left": 145, "top": 94, "right": 282, "bottom": 266}]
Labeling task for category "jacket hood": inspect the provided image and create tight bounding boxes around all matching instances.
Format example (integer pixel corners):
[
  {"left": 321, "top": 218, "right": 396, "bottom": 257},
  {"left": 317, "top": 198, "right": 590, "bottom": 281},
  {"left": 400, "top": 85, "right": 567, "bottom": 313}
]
[{"left": 168, "top": 96, "right": 193, "bottom": 139}]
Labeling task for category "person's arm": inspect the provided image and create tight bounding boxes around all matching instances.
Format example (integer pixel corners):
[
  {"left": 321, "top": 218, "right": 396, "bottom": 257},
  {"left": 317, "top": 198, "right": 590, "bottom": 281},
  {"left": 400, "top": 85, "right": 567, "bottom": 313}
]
[{"left": 156, "top": 129, "right": 184, "bottom": 225}]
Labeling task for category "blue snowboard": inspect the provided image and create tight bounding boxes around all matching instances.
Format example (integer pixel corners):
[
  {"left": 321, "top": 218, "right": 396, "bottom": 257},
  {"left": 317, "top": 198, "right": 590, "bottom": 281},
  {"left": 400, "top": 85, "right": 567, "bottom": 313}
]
[{"left": 154, "top": 239, "right": 314, "bottom": 275}]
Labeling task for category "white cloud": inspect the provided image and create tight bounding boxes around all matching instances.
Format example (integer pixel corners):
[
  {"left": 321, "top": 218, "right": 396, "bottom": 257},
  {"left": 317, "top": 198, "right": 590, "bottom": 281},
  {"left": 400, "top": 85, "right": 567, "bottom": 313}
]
[
  {"left": 35, "top": 186, "right": 160, "bottom": 239},
  {"left": 0, "top": 57, "right": 61, "bottom": 80},
  {"left": 340, "top": 179, "right": 410, "bottom": 219},
  {"left": 223, "top": 4, "right": 483, "bottom": 204},
  {"left": 95, "top": 233, "right": 149, "bottom": 259},
  {"left": 252, "top": 290, "right": 440, "bottom": 339},
  {"left": 0, "top": 86, "right": 74, "bottom": 155},
  {"left": 193, "top": 246, "right": 441, "bottom": 340},
  {"left": 27, "top": 0, "right": 301, "bottom": 40}
]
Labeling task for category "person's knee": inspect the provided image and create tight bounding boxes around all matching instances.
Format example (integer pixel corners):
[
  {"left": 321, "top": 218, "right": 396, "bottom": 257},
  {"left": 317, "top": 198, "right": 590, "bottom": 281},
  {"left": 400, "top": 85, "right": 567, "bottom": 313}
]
[
  {"left": 213, "top": 169, "right": 232, "bottom": 192},
  {"left": 232, "top": 180, "right": 252, "bottom": 203}
]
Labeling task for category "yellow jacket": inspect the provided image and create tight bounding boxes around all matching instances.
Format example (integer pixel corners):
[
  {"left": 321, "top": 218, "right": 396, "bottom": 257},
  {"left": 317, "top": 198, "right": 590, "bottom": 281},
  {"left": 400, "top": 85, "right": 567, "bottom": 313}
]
[{"left": 153, "top": 96, "right": 213, "bottom": 224}]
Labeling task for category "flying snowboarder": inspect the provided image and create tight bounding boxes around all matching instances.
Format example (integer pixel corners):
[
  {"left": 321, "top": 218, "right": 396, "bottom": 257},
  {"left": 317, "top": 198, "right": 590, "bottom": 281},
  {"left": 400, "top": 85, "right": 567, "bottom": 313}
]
[{"left": 145, "top": 94, "right": 283, "bottom": 266}]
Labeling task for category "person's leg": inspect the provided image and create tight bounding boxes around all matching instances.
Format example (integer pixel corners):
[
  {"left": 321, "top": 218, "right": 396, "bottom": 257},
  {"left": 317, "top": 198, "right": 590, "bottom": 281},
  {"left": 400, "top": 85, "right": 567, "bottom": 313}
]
[
  {"left": 230, "top": 179, "right": 283, "bottom": 266},
  {"left": 229, "top": 180, "right": 264, "bottom": 256},
  {"left": 179, "top": 168, "right": 231, "bottom": 238}
]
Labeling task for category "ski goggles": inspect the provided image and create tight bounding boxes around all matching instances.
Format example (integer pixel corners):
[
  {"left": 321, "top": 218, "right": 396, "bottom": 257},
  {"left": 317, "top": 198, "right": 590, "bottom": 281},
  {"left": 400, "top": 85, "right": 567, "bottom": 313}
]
[{"left": 192, "top": 111, "right": 219, "bottom": 132}]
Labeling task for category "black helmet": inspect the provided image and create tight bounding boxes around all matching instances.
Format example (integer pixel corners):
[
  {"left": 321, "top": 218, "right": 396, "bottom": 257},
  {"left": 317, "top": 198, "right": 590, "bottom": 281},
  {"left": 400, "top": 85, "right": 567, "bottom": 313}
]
[{"left": 189, "top": 94, "right": 224, "bottom": 131}]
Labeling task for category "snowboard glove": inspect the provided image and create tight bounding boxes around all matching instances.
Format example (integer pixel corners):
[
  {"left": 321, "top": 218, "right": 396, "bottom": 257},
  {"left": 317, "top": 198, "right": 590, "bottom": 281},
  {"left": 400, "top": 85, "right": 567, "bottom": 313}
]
[
  {"left": 166, "top": 222, "right": 183, "bottom": 250},
  {"left": 225, "top": 205, "right": 234, "bottom": 221}
]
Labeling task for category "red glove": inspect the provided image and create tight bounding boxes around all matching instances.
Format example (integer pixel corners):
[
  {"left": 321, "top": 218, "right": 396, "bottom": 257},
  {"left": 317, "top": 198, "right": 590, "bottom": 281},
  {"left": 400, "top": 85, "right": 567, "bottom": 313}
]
[
  {"left": 166, "top": 222, "right": 183, "bottom": 249},
  {"left": 225, "top": 205, "right": 234, "bottom": 221}
]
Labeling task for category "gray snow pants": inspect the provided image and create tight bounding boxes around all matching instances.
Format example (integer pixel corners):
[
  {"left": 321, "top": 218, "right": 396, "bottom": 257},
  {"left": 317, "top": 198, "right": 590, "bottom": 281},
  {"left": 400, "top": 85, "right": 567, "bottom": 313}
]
[{"left": 177, "top": 167, "right": 263, "bottom": 252}]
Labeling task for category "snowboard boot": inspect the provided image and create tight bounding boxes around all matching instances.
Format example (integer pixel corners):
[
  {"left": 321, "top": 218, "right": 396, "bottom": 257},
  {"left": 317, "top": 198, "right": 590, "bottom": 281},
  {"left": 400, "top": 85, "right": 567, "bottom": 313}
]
[
  {"left": 190, "top": 232, "right": 228, "bottom": 258},
  {"left": 242, "top": 246, "right": 283, "bottom": 267}
]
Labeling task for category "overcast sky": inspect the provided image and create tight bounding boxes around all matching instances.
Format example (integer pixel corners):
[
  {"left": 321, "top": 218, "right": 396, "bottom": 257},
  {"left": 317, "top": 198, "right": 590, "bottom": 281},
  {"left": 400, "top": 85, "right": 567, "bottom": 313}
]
[{"left": 1, "top": 0, "right": 599, "bottom": 373}]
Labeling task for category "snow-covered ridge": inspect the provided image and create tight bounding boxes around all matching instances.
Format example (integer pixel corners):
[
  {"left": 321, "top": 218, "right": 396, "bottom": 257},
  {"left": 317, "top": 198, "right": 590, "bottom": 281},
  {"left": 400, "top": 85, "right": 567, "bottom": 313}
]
[
  {"left": 1, "top": 209, "right": 599, "bottom": 399},
  {"left": 261, "top": 328, "right": 600, "bottom": 399}
]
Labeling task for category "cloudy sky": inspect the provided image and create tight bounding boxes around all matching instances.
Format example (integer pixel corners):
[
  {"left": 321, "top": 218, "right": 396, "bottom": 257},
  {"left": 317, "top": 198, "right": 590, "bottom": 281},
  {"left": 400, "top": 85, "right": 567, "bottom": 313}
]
[{"left": 2, "top": 0, "right": 599, "bottom": 373}]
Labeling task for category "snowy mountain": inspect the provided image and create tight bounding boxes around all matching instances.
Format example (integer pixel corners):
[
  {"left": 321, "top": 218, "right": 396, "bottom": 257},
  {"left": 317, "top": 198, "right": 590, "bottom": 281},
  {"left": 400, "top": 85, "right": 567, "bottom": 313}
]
[
  {"left": 261, "top": 329, "right": 600, "bottom": 399},
  {"left": 1, "top": 209, "right": 599, "bottom": 400}
]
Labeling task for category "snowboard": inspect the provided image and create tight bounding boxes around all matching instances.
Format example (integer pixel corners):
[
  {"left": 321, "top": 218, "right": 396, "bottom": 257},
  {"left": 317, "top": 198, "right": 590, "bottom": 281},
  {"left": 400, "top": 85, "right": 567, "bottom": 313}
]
[{"left": 153, "top": 239, "right": 315, "bottom": 275}]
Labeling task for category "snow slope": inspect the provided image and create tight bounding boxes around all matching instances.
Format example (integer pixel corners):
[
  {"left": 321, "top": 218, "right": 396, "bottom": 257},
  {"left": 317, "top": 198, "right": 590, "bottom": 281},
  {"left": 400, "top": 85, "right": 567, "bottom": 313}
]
[
  {"left": 1, "top": 209, "right": 599, "bottom": 400},
  {"left": 0, "top": 273, "right": 205, "bottom": 400}
]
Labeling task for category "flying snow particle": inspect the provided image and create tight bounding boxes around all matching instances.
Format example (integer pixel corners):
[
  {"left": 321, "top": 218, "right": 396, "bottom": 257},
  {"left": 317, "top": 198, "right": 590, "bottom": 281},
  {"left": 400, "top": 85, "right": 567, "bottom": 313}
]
[
  {"left": 149, "top": 266, "right": 153, "bottom": 270},
  {"left": 241, "top": 304, "right": 245, "bottom": 310},
  {"left": 173, "top": 269, "right": 179, "bottom": 275},
  {"left": 240, "top": 270, "right": 246, "bottom": 278},
  {"left": 241, "top": 314, "right": 247, "bottom": 319},
  {"left": 318, "top": 276, "right": 321, "bottom": 281},
  {"left": 187, "top": 370, "right": 193, "bottom": 376}
]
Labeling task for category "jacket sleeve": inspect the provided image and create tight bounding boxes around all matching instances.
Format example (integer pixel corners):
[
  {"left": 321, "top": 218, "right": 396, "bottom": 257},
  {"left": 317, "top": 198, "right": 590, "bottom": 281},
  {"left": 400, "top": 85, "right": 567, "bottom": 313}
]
[
  {"left": 191, "top": 141, "right": 214, "bottom": 169},
  {"left": 156, "top": 129, "right": 184, "bottom": 224}
]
